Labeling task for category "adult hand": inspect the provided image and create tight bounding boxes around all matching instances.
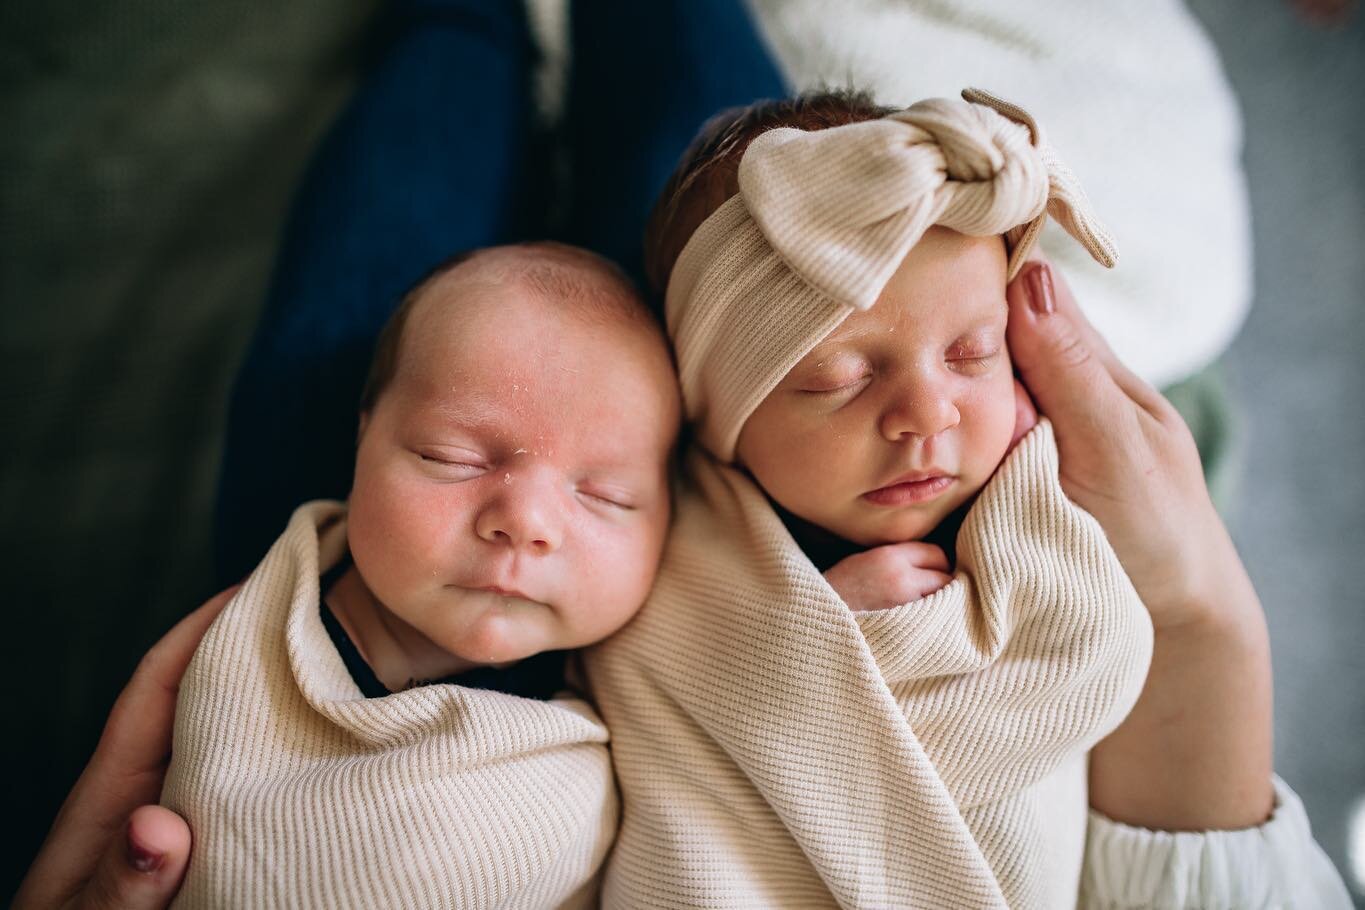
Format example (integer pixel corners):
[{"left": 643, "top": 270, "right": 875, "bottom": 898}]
[
  {"left": 14, "top": 586, "right": 236, "bottom": 910},
  {"left": 1007, "top": 260, "right": 1242, "bottom": 632},
  {"left": 1006, "top": 260, "right": 1274, "bottom": 831}
]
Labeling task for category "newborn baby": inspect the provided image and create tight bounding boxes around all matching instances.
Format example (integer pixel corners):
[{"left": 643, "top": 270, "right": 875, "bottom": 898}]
[
  {"left": 585, "top": 90, "right": 1154, "bottom": 909},
  {"left": 162, "top": 242, "right": 680, "bottom": 908},
  {"left": 742, "top": 223, "right": 1030, "bottom": 608}
]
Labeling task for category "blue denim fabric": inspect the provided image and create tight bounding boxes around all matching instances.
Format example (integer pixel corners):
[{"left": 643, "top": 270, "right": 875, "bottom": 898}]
[{"left": 560, "top": 0, "right": 789, "bottom": 286}]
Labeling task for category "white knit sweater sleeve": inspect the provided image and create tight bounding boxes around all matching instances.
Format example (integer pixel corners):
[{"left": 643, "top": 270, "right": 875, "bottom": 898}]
[{"left": 1079, "top": 775, "right": 1353, "bottom": 909}]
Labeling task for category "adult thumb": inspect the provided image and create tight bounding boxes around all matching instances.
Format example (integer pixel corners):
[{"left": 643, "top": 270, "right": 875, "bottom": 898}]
[
  {"left": 1006, "top": 260, "right": 1125, "bottom": 431},
  {"left": 74, "top": 806, "right": 190, "bottom": 910}
]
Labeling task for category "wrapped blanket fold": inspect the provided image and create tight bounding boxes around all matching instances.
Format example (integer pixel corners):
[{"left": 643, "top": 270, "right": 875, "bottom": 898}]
[
  {"left": 162, "top": 501, "right": 616, "bottom": 909},
  {"left": 585, "top": 420, "right": 1154, "bottom": 909}
]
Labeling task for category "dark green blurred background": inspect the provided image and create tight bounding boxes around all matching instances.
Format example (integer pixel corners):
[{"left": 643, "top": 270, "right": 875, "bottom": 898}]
[{"left": 1, "top": 0, "right": 383, "bottom": 895}]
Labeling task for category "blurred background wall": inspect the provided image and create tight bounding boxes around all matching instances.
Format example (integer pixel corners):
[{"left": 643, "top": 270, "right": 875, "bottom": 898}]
[
  {"left": 1193, "top": 1, "right": 1365, "bottom": 903},
  {"left": 2, "top": 0, "right": 1361, "bottom": 902}
]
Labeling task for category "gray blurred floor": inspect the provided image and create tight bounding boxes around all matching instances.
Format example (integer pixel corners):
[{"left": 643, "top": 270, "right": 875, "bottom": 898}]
[{"left": 1186, "top": 1, "right": 1365, "bottom": 902}]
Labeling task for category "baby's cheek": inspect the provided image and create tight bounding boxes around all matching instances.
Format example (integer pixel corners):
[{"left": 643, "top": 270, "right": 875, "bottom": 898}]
[
  {"left": 567, "top": 521, "right": 664, "bottom": 641},
  {"left": 769, "top": 424, "right": 851, "bottom": 494},
  {"left": 351, "top": 474, "right": 455, "bottom": 592},
  {"left": 964, "top": 378, "right": 1020, "bottom": 471}
]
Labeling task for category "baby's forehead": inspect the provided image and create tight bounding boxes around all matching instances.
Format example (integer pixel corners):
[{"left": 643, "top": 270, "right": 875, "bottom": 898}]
[
  {"left": 393, "top": 366, "right": 675, "bottom": 476},
  {"left": 825, "top": 288, "right": 1006, "bottom": 343},
  {"left": 393, "top": 285, "right": 676, "bottom": 435},
  {"left": 406, "top": 245, "right": 650, "bottom": 337},
  {"left": 399, "top": 282, "right": 667, "bottom": 385}
]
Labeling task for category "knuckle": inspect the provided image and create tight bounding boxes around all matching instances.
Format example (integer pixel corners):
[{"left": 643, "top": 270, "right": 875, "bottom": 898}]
[
  {"left": 76, "top": 861, "right": 121, "bottom": 910},
  {"left": 866, "top": 546, "right": 903, "bottom": 572},
  {"left": 1051, "top": 328, "right": 1094, "bottom": 370}
]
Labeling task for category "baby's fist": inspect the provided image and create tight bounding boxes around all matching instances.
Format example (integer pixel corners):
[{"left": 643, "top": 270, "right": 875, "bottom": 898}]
[{"left": 824, "top": 542, "right": 953, "bottom": 612}]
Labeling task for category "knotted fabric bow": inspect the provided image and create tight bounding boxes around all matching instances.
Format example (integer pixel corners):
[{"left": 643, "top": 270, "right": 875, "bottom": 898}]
[{"left": 666, "top": 88, "right": 1118, "bottom": 462}]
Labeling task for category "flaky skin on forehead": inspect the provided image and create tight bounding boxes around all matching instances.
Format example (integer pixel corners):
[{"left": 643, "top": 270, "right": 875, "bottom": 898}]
[
  {"left": 358, "top": 241, "right": 659, "bottom": 414},
  {"left": 644, "top": 89, "right": 896, "bottom": 299}
]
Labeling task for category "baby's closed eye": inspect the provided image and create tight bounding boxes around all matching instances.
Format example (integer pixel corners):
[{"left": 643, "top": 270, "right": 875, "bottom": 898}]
[
  {"left": 575, "top": 485, "right": 638, "bottom": 511},
  {"left": 945, "top": 337, "right": 1003, "bottom": 373},
  {"left": 794, "top": 353, "right": 874, "bottom": 395},
  {"left": 415, "top": 447, "right": 487, "bottom": 477}
]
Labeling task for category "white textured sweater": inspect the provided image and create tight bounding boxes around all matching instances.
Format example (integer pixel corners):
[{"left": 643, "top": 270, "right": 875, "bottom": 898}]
[
  {"left": 161, "top": 501, "right": 617, "bottom": 909},
  {"left": 585, "top": 421, "right": 1155, "bottom": 909}
]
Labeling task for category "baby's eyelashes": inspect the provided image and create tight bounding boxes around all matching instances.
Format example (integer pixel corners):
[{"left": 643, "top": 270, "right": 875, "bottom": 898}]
[
  {"left": 945, "top": 334, "right": 1004, "bottom": 373},
  {"left": 947, "top": 350, "right": 1001, "bottom": 373},
  {"left": 415, "top": 448, "right": 487, "bottom": 477},
  {"left": 575, "top": 488, "right": 638, "bottom": 511},
  {"left": 799, "top": 374, "right": 872, "bottom": 395},
  {"left": 795, "top": 351, "right": 872, "bottom": 395}
]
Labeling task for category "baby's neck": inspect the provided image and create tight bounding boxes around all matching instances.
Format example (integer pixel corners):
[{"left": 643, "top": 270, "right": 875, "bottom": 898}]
[
  {"left": 776, "top": 499, "right": 971, "bottom": 571},
  {"left": 324, "top": 564, "right": 492, "bottom": 693}
]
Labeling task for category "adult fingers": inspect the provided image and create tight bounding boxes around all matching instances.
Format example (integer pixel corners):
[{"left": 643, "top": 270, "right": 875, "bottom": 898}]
[
  {"left": 15, "top": 587, "right": 236, "bottom": 910},
  {"left": 1017, "top": 258, "right": 1124, "bottom": 368},
  {"left": 72, "top": 806, "right": 190, "bottom": 910},
  {"left": 1012, "top": 259, "right": 1171, "bottom": 420},
  {"left": 1006, "top": 261, "right": 1135, "bottom": 434},
  {"left": 1041, "top": 261, "right": 1173, "bottom": 419},
  {"left": 96, "top": 585, "right": 238, "bottom": 777}
]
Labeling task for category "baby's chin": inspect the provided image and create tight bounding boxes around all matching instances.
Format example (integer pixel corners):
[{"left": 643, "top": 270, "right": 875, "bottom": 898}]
[
  {"left": 845, "top": 519, "right": 941, "bottom": 547},
  {"left": 434, "top": 595, "right": 561, "bottom": 667},
  {"left": 839, "top": 499, "right": 970, "bottom": 547}
]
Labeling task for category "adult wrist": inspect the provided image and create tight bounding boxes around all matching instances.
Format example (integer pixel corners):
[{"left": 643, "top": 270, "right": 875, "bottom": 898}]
[
  {"left": 1091, "top": 593, "right": 1274, "bottom": 831},
  {"left": 1146, "top": 506, "right": 1262, "bottom": 636}
]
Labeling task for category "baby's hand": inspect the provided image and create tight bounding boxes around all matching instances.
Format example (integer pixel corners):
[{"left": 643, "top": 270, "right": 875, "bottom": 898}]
[{"left": 824, "top": 542, "right": 953, "bottom": 612}]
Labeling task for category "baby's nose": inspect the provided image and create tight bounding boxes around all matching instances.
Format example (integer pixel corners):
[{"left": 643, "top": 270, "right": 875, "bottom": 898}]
[
  {"left": 474, "top": 472, "right": 564, "bottom": 554},
  {"left": 879, "top": 389, "right": 961, "bottom": 441}
]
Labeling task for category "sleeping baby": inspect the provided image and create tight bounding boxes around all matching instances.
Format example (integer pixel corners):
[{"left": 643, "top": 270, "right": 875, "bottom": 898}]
[
  {"left": 161, "top": 242, "right": 680, "bottom": 908},
  {"left": 584, "top": 89, "right": 1155, "bottom": 909}
]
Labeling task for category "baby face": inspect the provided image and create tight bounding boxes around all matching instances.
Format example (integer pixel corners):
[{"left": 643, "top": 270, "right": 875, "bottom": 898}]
[
  {"left": 736, "top": 227, "right": 1016, "bottom": 547},
  {"left": 346, "top": 271, "right": 680, "bottom": 666}
]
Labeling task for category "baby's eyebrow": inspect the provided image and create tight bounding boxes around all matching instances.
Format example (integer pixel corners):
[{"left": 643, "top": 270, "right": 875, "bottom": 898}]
[
  {"left": 799, "top": 342, "right": 868, "bottom": 366},
  {"left": 418, "top": 393, "right": 508, "bottom": 427},
  {"left": 578, "top": 452, "right": 659, "bottom": 478}
]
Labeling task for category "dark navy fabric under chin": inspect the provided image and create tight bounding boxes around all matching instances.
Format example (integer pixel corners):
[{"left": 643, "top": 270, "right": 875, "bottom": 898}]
[{"left": 319, "top": 552, "right": 567, "bottom": 701}]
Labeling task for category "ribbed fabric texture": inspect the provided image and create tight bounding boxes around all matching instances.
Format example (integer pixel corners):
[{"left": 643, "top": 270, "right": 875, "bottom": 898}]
[
  {"left": 667, "top": 89, "right": 1116, "bottom": 461},
  {"left": 161, "top": 501, "right": 617, "bottom": 909},
  {"left": 584, "top": 420, "right": 1154, "bottom": 908}
]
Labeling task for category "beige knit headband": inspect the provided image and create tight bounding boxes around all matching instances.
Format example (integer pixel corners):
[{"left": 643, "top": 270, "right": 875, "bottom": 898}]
[{"left": 665, "top": 88, "right": 1118, "bottom": 462}]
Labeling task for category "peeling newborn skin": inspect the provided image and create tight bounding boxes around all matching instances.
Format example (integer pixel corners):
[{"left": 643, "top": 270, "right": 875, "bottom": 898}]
[{"left": 337, "top": 258, "right": 680, "bottom": 689}]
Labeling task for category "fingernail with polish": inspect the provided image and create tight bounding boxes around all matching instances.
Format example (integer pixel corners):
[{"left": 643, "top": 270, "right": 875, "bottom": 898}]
[
  {"left": 1026, "top": 263, "right": 1056, "bottom": 316},
  {"left": 127, "top": 827, "right": 164, "bottom": 874}
]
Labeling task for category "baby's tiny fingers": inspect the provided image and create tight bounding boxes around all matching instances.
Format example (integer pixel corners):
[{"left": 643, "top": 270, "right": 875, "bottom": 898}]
[
  {"left": 892, "top": 541, "right": 950, "bottom": 572},
  {"left": 898, "top": 569, "right": 954, "bottom": 604}
]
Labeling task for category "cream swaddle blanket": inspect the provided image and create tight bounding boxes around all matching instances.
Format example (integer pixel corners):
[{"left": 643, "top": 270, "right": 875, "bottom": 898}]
[
  {"left": 162, "top": 501, "right": 616, "bottom": 909},
  {"left": 584, "top": 91, "right": 1154, "bottom": 908}
]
